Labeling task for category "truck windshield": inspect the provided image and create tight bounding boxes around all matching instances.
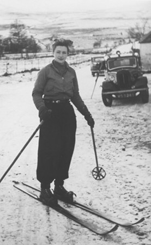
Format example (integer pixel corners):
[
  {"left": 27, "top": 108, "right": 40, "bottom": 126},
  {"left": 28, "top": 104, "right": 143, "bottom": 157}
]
[{"left": 107, "top": 57, "right": 137, "bottom": 70}]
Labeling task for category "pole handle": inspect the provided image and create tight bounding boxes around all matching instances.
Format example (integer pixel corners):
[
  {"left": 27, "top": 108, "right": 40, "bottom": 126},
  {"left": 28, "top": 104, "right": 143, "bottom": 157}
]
[{"left": 0, "top": 120, "right": 44, "bottom": 183}]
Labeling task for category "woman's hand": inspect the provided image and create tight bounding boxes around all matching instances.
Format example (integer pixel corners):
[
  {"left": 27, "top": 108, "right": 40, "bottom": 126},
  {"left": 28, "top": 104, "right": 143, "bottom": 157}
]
[
  {"left": 85, "top": 114, "right": 95, "bottom": 128},
  {"left": 39, "top": 106, "right": 52, "bottom": 121}
]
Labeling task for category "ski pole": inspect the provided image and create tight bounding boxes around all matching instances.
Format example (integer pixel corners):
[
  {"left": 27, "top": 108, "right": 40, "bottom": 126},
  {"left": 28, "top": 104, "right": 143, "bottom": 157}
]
[
  {"left": 90, "top": 76, "right": 98, "bottom": 99},
  {"left": 90, "top": 127, "right": 106, "bottom": 180},
  {"left": 90, "top": 62, "right": 103, "bottom": 99},
  {"left": 0, "top": 120, "right": 44, "bottom": 183}
]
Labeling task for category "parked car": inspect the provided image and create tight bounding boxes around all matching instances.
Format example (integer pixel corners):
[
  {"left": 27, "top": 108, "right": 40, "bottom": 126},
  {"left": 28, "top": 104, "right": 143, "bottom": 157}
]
[
  {"left": 90, "top": 56, "right": 106, "bottom": 76},
  {"left": 101, "top": 51, "right": 149, "bottom": 106}
]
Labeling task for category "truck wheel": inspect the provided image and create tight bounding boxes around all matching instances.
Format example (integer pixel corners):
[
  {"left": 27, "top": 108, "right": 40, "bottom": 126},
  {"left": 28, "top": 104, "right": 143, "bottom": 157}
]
[
  {"left": 140, "top": 90, "right": 149, "bottom": 103},
  {"left": 102, "top": 94, "right": 112, "bottom": 106}
]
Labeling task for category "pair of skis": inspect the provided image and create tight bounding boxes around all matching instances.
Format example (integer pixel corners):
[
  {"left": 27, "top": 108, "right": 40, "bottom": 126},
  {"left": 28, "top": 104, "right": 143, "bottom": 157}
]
[{"left": 13, "top": 182, "right": 144, "bottom": 236}]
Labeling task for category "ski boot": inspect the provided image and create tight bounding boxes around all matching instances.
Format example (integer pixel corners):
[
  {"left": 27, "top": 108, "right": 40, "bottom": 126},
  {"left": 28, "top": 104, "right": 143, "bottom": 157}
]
[
  {"left": 54, "top": 185, "right": 76, "bottom": 204},
  {"left": 40, "top": 188, "right": 58, "bottom": 206}
]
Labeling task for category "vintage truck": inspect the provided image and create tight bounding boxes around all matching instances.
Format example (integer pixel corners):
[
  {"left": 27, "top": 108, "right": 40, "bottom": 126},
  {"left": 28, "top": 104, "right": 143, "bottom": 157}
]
[
  {"left": 101, "top": 51, "right": 149, "bottom": 106},
  {"left": 90, "top": 56, "right": 106, "bottom": 76}
]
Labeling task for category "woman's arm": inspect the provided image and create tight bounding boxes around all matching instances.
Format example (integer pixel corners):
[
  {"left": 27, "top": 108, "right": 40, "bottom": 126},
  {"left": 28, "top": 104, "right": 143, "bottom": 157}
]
[{"left": 32, "top": 67, "right": 48, "bottom": 110}]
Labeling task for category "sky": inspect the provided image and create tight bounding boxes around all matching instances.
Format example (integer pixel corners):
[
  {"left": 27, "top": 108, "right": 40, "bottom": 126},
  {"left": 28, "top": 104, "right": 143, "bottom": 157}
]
[{"left": 0, "top": 0, "right": 150, "bottom": 13}]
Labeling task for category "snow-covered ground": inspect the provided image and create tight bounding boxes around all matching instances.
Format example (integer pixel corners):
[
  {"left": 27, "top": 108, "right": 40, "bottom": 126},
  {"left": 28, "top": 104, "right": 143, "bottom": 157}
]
[{"left": 0, "top": 62, "right": 151, "bottom": 245}]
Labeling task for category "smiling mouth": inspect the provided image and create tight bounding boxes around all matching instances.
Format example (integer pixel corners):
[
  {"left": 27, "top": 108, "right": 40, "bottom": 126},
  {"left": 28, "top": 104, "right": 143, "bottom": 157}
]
[{"left": 58, "top": 58, "right": 65, "bottom": 62}]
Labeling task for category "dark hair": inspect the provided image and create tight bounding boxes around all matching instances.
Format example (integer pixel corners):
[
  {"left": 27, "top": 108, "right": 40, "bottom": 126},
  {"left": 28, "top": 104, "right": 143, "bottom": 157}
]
[{"left": 52, "top": 38, "right": 70, "bottom": 53}]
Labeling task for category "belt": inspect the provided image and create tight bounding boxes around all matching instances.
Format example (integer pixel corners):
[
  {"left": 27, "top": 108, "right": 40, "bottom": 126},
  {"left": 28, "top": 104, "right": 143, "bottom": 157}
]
[{"left": 45, "top": 99, "right": 70, "bottom": 104}]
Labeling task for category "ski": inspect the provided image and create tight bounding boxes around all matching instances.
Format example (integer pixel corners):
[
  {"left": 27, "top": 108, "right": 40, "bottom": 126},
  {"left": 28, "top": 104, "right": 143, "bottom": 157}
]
[
  {"left": 69, "top": 201, "right": 144, "bottom": 227},
  {"left": 13, "top": 184, "right": 118, "bottom": 236},
  {"left": 21, "top": 182, "right": 144, "bottom": 227}
]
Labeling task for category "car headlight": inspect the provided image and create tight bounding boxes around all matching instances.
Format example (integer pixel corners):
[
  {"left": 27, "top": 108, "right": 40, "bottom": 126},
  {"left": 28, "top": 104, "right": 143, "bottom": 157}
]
[{"left": 108, "top": 73, "right": 117, "bottom": 83}]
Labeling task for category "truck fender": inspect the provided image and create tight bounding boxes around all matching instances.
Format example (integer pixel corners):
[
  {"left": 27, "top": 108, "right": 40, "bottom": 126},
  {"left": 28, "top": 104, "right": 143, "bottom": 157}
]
[
  {"left": 135, "top": 76, "right": 148, "bottom": 88},
  {"left": 102, "top": 81, "right": 116, "bottom": 91}
]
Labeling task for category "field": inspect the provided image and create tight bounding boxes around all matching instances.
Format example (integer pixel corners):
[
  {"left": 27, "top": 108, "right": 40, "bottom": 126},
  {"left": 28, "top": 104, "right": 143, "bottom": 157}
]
[{"left": 0, "top": 1, "right": 151, "bottom": 50}]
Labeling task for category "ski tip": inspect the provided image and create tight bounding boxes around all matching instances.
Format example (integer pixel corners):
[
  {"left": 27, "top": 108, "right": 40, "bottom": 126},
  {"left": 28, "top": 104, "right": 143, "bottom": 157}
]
[
  {"left": 112, "top": 224, "right": 119, "bottom": 232},
  {"left": 102, "top": 224, "right": 119, "bottom": 236},
  {"left": 12, "top": 180, "right": 20, "bottom": 184},
  {"left": 135, "top": 217, "right": 145, "bottom": 225},
  {"left": 122, "top": 217, "right": 145, "bottom": 227},
  {"left": 141, "top": 217, "right": 145, "bottom": 222}
]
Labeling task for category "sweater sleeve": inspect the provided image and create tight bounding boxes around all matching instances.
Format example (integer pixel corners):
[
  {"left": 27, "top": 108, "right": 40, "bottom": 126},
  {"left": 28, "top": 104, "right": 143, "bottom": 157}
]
[{"left": 32, "top": 67, "right": 48, "bottom": 110}]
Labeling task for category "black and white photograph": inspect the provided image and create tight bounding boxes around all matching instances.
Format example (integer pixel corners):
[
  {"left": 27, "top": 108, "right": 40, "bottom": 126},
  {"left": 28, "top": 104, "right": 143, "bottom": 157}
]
[{"left": 0, "top": 0, "right": 151, "bottom": 244}]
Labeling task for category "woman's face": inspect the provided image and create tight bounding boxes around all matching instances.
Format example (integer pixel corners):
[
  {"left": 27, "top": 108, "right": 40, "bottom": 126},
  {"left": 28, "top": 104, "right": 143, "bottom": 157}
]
[{"left": 53, "top": 46, "right": 68, "bottom": 64}]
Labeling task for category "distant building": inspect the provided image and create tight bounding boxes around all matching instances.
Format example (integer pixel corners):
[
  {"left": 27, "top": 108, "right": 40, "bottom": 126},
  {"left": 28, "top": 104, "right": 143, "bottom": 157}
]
[
  {"left": 140, "top": 31, "right": 151, "bottom": 72},
  {"left": 111, "top": 43, "right": 133, "bottom": 54}
]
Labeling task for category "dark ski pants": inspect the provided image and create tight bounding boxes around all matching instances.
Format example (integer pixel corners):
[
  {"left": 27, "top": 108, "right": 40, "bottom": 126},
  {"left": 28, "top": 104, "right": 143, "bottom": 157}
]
[{"left": 37, "top": 101, "right": 77, "bottom": 187}]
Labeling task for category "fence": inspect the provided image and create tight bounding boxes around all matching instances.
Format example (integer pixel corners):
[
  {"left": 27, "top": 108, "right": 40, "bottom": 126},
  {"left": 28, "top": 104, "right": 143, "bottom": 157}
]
[{"left": 0, "top": 54, "right": 91, "bottom": 76}]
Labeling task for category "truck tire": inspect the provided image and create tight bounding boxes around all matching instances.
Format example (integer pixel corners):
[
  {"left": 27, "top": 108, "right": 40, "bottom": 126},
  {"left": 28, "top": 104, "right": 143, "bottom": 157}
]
[
  {"left": 102, "top": 94, "right": 112, "bottom": 107},
  {"left": 135, "top": 76, "right": 148, "bottom": 88},
  {"left": 140, "top": 89, "right": 149, "bottom": 103}
]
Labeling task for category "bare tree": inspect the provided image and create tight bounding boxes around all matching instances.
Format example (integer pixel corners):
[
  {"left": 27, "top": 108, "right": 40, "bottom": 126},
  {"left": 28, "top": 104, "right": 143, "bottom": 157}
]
[{"left": 127, "top": 18, "right": 150, "bottom": 41}]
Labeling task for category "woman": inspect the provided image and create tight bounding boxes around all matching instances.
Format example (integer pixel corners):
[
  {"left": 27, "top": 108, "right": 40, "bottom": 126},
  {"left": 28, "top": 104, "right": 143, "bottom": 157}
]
[{"left": 32, "top": 39, "right": 94, "bottom": 206}]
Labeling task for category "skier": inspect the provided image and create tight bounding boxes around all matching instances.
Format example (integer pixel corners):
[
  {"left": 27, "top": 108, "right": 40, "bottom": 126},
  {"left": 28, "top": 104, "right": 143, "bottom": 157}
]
[{"left": 32, "top": 38, "right": 94, "bottom": 206}]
